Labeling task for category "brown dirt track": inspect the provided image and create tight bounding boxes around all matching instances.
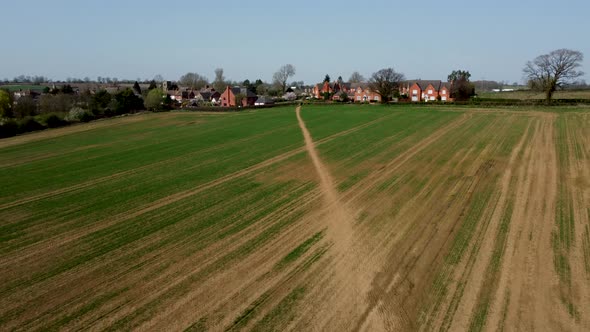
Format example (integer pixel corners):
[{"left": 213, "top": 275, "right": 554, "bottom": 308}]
[{"left": 1, "top": 106, "right": 589, "bottom": 331}]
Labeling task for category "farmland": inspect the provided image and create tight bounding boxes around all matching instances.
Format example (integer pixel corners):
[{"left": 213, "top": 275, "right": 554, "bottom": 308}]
[{"left": 1, "top": 104, "right": 590, "bottom": 331}]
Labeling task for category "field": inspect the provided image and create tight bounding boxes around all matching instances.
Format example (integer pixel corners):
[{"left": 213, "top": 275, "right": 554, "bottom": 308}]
[
  {"left": 478, "top": 89, "right": 590, "bottom": 100},
  {"left": 1, "top": 104, "right": 590, "bottom": 331}
]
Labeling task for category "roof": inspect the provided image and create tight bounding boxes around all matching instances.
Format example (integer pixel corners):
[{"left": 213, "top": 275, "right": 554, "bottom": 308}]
[
  {"left": 230, "top": 87, "right": 257, "bottom": 98},
  {"left": 408, "top": 80, "right": 444, "bottom": 90},
  {"left": 255, "top": 96, "right": 274, "bottom": 104}
]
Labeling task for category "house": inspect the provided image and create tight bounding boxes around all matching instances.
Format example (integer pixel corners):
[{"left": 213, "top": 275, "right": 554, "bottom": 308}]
[
  {"left": 254, "top": 96, "right": 274, "bottom": 106},
  {"left": 350, "top": 83, "right": 381, "bottom": 102},
  {"left": 197, "top": 86, "right": 221, "bottom": 103},
  {"left": 401, "top": 80, "right": 452, "bottom": 102},
  {"left": 312, "top": 81, "right": 350, "bottom": 99},
  {"left": 220, "top": 86, "right": 257, "bottom": 107}
]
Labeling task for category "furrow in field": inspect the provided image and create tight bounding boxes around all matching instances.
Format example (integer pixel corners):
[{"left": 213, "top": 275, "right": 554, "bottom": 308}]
[
  {"left": 352, "top": 115, "right": 511, "bottom": 331},
  {"left": 561, "top": 114, "right": 590, "bottom": 329},
  {"left": 447, "top": 120, "right": 532, "bottom": 331},
  {"left": 340, "top": 112, "right": 471, "bottom": 206},
  {"left": 486, "top": 114, "right": 572, "bottom": 331}
]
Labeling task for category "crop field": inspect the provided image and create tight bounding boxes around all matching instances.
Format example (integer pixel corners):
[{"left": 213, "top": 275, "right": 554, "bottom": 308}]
[{"left": 1, "top": 104, "right": 590, "bottom": 331}]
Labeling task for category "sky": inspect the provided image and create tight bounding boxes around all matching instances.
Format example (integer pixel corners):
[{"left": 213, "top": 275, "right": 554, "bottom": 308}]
[{"left": 1, "top": 0, "right": 589, "bottom": 85}]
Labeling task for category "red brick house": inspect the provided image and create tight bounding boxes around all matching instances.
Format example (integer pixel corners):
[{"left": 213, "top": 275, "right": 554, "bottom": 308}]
[
  {"left": 401, "top": 80, "right": 453, "bottom": 102},
  {"left": 220, "top": 86, "right": 257, "bottom": 107},
  {"left": 312, "top": 81, "right": 351, "bottom": 99},
  {"left": 352, "top": 83, "right": 381, "bottom": 102}
]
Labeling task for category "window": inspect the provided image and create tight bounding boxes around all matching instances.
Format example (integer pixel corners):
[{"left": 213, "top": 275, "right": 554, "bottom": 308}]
[
  {"left": 442, "top": 90, "right": 446, "bottom": 95},
  {"left": 428, "top": 89, "right": 433, "bottom": 94},
  {"left": 412, "top": 89, "right": 418, "bottom": 94},
  {"left": 374, "top": 96, "right": 379, "bottom": 101}
]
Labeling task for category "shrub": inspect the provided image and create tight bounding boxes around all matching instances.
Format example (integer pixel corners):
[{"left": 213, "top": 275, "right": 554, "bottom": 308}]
[
  {"left": 18, "top": 117, "right": 45, "bottom": 132},
  {"left": 0, "top": 119, "right": 19, "bottom": 138},
  {"left": 66, "top": 107, "right": 94, "bottom": 122},
  {"left": 40, "top": 113, "right": 68, "bottom": 128}
]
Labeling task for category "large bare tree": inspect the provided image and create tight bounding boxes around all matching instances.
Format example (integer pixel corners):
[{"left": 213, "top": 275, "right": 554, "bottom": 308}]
[
  {"left": 272, "top": 64, "right": 296, "bottom": 94},
  {"left": 213, "top": 68, "right": 227, "bottom": 92},
  {"left": 348, "top": 71, "right": 365, "bottom": 83},
  {"left": 369, "top": 68, "right": 405, "bottom": 103},
  {"left": 523, "top": 49, "right": 584, "bottom": 103},
  {"left": 179, "top": 72, "right": 209, "bottom": 89}
]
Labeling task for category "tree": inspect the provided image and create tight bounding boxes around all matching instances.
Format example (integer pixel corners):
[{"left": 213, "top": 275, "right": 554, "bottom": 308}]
[
  {"left": 13, "top": 96, "right": 37, "bottom": 118},
  {"left": 213, "top": 68, "right": 228, "bottom": 92},
  {"left": 339, "top": 91, "right": 349, "bottom": 102},
  {"left": 523, "top": 49, "right": 584, "bottom": 104},
  {"left": 272, "top": 64, "right": 296, "bottom": 94},
  {"left": 369, "top": 68, "right": 405, "bottom": 103},
  {"left": 0, "top": 90, "right": 12, "bottom": 118},
  {"left": 148, "top": 80, "right": 158, "bottom": 91},
  {"left": 323, "top": 74, "right": 330, "bottom": 83},
  {"left": 39, "top": 94, "right": 74, "bottom": 114},
  {"left": 90, "top": 90, "right": 112, "bottom": 115},
  {"left": 234, "top": 93, "right": 246, "bottom": 107},
  {"left": 447, "top": 70, "right": 471, "bottom": 83},
  {"left": 179, "top": 72, "right": 209, "bottom": 89},
  {"left": 447, "top": 70, "right": 475, "bottom": 101},
  {"left": 145, "top": 88, "right": 165, "bottom": 111},
  {"left": 133, "top": 81, "right": 142, "bottom": 95},
  {"left": 256, "top": 83, "right": 268, "bottom": 96},
  {"left": 113, "top": 88, "right": 144, "bottom": 114},
  {"left": 349, "top": 71, "right": 365, "bottom": 83},
  {"left": 153, "top": 74, "right": 164, "bottom": 83}
]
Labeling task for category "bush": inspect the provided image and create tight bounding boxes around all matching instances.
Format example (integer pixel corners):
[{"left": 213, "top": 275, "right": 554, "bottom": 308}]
[
  {"left": 66, "top": 107, "right": 94, "bottom": 122},
  {"left": 40, "top": 113, "right": 68, "bottom": 128},
  {"left": 0, "top": 119, "right": 19, "bottom": 138},
  {"left": 18, "top": 117, "right": 45, "bottom": 132}
]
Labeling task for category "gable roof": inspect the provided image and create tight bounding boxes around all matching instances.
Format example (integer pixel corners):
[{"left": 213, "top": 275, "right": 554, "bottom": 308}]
[
  {"left": 230, "top": 87, "right": 257, "bottom": 98},
  {"left": 414, "top": 80, "right": 442, "bottom": 90}
]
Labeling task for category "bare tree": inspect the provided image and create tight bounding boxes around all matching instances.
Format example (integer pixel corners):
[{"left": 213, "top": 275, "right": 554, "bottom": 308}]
[
  {"left": 179, "top": 72, "right": 209, "bottom": 89},
  {"left": 523, "top": 49, "right": 584, "bottom": 104},
  {"left": 153, "top": 74, "right": 164, "bottom": 83},
  {"left": 272, "top": 64, "right": 296, "bottom": 94},
  {"left": 213, "top": 68, "right": 227, "bottom": 92},
  {"left": 369, "top": 68, "right": 405, "bottom": 103},
  {"left": 348, "top": 71, "right": 365, "bottom": 83}
]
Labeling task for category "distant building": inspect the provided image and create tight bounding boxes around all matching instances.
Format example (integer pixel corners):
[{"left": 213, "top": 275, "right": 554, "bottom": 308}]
[
  {"left": 220, "top": 86, "right": 257, "bottom": 107},
  {"left": 401, "top": 80, "right": 452, "bottom": 102},
  {"left": 254, "top": 96, "right": 274, "bottom": 106}
]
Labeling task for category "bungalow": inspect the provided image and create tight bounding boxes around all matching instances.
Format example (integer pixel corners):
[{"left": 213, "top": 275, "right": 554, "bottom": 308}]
[
  {"left": 401, "top": 80, "right": 452, "bottom": 102},
  {"left": 220, "top": 86, "right": 257, "bottom": 107},
  {"left": 254, "top": 96, "right": 274, "bottom": 106}
]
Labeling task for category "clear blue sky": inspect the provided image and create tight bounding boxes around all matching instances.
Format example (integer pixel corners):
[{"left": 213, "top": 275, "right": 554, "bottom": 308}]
[{"left": 1, "top": 0, "right": 588, "bottom": 85}]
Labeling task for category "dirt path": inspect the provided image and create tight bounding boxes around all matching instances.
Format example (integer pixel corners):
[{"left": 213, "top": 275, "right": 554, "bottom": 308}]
[{"left": 295, "top": 105, "right": 386, "bottom": 331}]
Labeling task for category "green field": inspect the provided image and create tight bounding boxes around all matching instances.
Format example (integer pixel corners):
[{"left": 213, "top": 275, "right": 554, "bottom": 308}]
[{"left": 1, "top": 105, "right": 589, "bottom": 331}]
